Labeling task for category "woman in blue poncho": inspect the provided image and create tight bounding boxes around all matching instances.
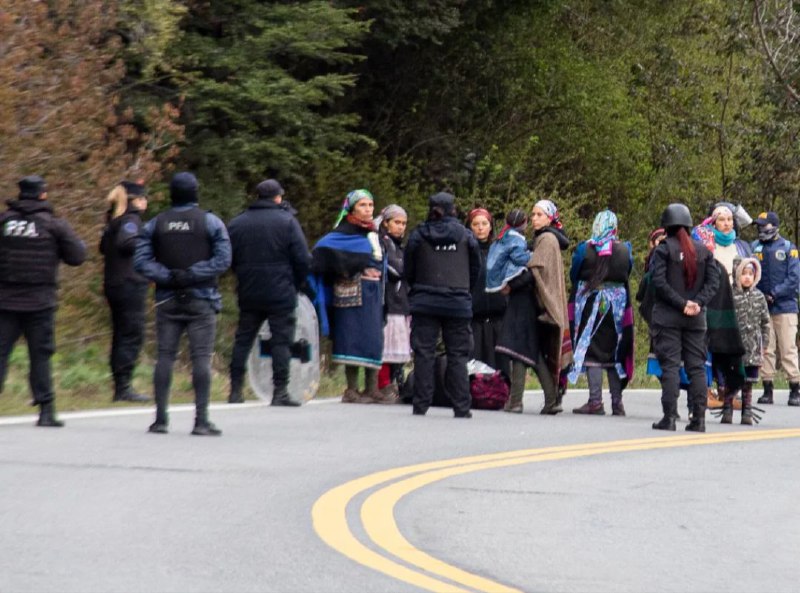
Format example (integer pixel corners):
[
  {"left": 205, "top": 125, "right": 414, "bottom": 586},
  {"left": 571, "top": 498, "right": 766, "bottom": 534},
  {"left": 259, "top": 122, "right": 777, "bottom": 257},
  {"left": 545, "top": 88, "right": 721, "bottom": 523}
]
[{"left": 311, "top": 189, "right": 392, "bottom": 404}]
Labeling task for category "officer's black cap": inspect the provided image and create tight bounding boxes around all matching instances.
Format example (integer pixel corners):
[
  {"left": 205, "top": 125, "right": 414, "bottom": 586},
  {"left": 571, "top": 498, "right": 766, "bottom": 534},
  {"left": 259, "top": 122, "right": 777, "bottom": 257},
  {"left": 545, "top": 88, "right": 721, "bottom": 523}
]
[
  {"left": 121, "top": 180, "right": 147, "bottom": 197},
  {"left": 256, "top": 179, "right": 284, "bottom": 200},
  {"left": 18, "top": 175, "right": 47, "bottom": 200}
]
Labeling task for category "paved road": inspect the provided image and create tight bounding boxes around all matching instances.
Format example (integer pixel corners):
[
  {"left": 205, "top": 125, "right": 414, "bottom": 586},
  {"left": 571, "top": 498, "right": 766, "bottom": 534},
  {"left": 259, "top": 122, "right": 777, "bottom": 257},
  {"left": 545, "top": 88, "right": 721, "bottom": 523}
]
[{"left": 1, "top": 389, "right": 798, "bottom": 593}]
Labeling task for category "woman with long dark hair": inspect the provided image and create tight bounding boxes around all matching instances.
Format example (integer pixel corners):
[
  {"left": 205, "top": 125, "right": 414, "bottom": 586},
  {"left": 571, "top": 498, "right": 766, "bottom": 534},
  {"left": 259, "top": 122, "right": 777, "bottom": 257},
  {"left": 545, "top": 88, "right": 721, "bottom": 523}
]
[{"left": 650, "top": 203, "right": 719, "bottom": 432}]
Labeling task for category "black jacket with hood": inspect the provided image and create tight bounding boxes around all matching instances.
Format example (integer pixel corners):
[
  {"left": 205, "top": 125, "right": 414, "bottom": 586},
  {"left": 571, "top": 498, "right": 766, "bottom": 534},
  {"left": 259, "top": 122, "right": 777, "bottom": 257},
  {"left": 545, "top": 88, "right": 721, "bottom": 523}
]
[
  {"left": 404, "top": 193, "right": 481, "bottom": 319},
  {"left": 0, "top": 199, "right": 86, "bottom": 311}
]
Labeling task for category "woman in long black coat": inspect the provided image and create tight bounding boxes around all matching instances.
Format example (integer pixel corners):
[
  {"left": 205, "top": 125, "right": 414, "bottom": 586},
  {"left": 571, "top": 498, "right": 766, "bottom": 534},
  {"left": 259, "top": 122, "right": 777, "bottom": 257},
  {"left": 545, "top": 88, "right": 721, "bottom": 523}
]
[{"left": 650, "top": 203, "right": 719, "bottom": 432}]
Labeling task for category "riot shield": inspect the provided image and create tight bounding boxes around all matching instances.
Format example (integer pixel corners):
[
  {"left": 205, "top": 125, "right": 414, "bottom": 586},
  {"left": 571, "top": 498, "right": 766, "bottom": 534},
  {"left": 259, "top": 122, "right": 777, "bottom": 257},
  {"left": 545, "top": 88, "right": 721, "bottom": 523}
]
[{"left": 247, "top": 294, "right": 320, "bottom": 403}]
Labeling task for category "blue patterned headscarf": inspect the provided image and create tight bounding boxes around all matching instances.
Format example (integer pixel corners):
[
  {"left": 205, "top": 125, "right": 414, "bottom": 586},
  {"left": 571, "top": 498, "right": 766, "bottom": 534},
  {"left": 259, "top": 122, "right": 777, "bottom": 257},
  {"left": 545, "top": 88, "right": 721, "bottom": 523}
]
[
  {"left": 589, "top": 209, "right": 618, "bottom": 256},
  {"left": 691, "top": 225, "right": 716, "bottom": 253},
  {"left": 334, "top": 189, "right": 374, "bottom": 228}
]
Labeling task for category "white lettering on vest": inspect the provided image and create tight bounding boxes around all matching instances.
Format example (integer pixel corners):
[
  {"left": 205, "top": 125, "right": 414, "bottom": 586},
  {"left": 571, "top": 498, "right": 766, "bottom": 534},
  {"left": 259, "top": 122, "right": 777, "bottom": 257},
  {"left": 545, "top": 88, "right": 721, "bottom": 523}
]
[
  {"left": 434, "top": 243, "right": 457, "bottom": 251},
  {"left": 167, "top": 221, "right": 191, "bottom": 231},
  {"left": 3, "top": 220, "right": 39, "bottom": 237}
]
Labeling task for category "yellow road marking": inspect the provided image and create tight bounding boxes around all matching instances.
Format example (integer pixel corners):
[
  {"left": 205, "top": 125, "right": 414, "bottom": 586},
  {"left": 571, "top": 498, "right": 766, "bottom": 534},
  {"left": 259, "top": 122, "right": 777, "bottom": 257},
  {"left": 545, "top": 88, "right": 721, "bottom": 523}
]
[{"left": 314, "top": 429, "right": 800, "bottom": 593}]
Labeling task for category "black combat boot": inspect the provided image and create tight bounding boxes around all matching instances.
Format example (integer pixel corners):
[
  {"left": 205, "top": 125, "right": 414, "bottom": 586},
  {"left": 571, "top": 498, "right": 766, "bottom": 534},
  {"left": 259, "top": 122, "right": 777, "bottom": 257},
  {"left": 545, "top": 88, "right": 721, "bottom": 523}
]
[
  {"left": 652, "top": 415, "right": 676, "bottom": 431},
  {"left": 271, "top": 385, "right": 300, "bottom": 407},
  {"left": 788, "top": 382, "right": 800, "bottom": 407},
  {"left": 228, "top": 375, "right": 244, "bottom": 404},
  {"left": 37, "top": 401, "right": 64, "bottom": 428},
  {"left": 758, "top": 380, "right": 774, "bottom": 405},
  {"left": 685, "top": 406, "right": 706, "bottom": 432},
  {"left": 653, "top": 399, "right": 677, "bottom": 431},
  {"left": 112, "top": 375, "right": 149, "bottom": 403},
  {"left": 148, "top": 409, "right": 169, "bottom": 433},
  {"left": 191, "top": 420, "right": 222, "bottom": 436}
]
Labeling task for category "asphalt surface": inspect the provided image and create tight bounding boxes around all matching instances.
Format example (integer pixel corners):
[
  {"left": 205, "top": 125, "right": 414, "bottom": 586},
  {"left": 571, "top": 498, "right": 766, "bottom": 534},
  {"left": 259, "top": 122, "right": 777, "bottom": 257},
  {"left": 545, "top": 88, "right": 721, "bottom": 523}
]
[{"left": 0, "top": 389, "right": 798, "bottom": 593}]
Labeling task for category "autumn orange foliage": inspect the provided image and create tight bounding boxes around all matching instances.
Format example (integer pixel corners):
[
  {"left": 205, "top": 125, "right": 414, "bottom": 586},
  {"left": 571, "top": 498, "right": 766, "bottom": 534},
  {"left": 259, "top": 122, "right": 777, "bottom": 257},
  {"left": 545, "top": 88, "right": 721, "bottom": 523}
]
[{"left": 0, "top": 1, "right": 183, "bottom": 338}]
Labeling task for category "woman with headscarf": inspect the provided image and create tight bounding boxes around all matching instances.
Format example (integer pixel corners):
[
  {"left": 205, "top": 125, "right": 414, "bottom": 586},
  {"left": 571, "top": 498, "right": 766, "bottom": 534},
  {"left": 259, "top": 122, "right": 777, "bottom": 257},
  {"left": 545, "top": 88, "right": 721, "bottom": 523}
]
[
  {"left": 692, "top": 225, "right": 746, "bottom": 414},
  {"left": 496, "top": 199, "right": 572, "bottom": 414},
  {"left": 311, "top": 189, "right": 392, "bottom": 404},
  {"left": 650, "top": 204, "right": 719, "bottom": 432},
  {"left": 706, "top": 202, "right": 752, "bottom": 284},
  {"left": 466, "top": 207, "right": 508, "bottom": 373},
  {"left": 375, "top": 204, "right": 411, "bottom": 397},
  {"left": 568, "top": 210, "right": 634, "bottom": 416}
]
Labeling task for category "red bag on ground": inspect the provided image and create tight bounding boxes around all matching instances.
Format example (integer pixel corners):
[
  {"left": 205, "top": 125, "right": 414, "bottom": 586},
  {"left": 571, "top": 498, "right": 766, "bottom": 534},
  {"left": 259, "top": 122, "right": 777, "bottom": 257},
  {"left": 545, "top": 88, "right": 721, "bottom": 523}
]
[{"left": 470, "top": 371, "right": 510, "bottom": 410}]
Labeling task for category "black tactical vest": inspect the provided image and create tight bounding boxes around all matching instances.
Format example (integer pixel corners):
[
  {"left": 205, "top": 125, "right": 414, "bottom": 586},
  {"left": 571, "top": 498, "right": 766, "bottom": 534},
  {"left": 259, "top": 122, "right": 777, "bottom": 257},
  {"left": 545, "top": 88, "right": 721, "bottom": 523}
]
[
  {"left": 413, "top": 233, "right": 471, "bottom": 290},
  {"left": 0, "top": 209, "right": 59, "bottom": 285},
  {"left": 152, "top": 207, "right": 215, "bottom": 288}
]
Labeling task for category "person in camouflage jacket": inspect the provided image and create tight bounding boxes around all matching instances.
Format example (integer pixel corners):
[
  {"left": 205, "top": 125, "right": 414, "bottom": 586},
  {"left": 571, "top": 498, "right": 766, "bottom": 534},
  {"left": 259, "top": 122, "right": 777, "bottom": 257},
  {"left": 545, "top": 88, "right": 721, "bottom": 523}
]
[{"left": 728, "top": 257, "right": 771, "bottom": 425}]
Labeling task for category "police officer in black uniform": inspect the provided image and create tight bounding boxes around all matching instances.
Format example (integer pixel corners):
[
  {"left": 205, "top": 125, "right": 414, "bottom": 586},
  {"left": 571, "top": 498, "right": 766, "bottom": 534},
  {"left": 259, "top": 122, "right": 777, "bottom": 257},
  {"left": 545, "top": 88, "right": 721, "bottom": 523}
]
[
  {"left": 0, "top": 176, "right": 87, "bottom": 427},
  {"left": 650, "top": 203, "right": 719, "bottom": 432},
  {"left": 227, "top": 179, "right": 311, "bottom": 406},
  {"left": 100, "top": 181, "right": 150, "bottom": 403},
  {"left": 404, "top": 192, "right": 481, "bottom": 418},
  {"left": 134, "top": 172, "right": 232, "bottom": 436}
]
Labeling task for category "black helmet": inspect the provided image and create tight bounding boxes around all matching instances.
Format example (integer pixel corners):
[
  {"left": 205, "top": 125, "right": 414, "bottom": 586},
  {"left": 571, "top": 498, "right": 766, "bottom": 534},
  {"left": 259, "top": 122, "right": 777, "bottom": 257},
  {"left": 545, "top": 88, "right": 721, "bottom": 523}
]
[{"left": 660, "top": 203, "right": 693, "bottom": 229}]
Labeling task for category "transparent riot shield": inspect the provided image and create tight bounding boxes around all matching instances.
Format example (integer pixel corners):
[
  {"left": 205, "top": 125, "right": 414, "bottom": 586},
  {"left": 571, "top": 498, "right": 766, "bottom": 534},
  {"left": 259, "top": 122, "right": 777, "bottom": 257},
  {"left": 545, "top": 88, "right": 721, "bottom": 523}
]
[{"left": 247, "top": 294, "right": 320, "bottom": 403}]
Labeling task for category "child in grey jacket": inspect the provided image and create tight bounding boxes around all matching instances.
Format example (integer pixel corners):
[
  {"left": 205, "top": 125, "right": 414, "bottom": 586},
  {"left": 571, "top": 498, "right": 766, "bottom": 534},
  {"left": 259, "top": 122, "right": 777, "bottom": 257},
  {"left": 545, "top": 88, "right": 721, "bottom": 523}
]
[{"left": 728, "top": 257, "right": 771, "bottom": 424}]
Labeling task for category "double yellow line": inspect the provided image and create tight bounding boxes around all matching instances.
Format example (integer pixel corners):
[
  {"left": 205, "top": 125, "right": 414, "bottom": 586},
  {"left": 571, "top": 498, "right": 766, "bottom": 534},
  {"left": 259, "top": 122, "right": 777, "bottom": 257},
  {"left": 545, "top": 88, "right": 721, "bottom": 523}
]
[{"left": 312, "top": 428, "right": 800, "bottom": 593}]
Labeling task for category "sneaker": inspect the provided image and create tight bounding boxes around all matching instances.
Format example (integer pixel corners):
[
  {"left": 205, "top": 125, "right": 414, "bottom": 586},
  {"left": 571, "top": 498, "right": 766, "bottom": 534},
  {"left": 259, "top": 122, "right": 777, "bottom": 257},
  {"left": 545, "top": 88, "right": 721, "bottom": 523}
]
[
  {"left": 148, "top": 422, "right": 168, "bottom": 434},
  {"left": 191, "top": 422, "right": 222, "bottom": 436},
  {"left": 454, "top": 410, "right": 473, "bottom": 418}
]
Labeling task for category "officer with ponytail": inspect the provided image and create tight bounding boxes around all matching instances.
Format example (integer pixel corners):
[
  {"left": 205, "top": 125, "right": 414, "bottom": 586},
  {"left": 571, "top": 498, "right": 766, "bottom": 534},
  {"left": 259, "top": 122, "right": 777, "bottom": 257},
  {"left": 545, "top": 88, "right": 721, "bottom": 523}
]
[{"left": 650, "top": 203, "right": 719, "bottom": 432}]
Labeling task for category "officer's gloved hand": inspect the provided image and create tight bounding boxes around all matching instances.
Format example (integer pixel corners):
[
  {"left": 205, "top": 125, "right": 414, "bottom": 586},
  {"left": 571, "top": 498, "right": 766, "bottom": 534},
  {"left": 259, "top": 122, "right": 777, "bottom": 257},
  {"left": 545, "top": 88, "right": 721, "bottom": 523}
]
[{"left": 169, "top": 269, "right": 194, "bottom": 288}]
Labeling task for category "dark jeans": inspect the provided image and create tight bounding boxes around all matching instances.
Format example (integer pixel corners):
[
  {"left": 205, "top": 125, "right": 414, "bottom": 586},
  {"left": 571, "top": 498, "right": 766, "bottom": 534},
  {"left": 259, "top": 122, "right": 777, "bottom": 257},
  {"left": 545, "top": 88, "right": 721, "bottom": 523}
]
[
  {"left": 653, "top": 325, "right": 707, "bottom": 417},
  {"left": 0, "top": 308, "right": 55, "bottom": 404},
  {"left": 154, "top": 298, "right": 217, "bottom": 424},
  {"left": 411, "top": 313, "right": 472, "bottom": 414},
  {"left": 105, "top": 282, "right": 147, "bottom": 389},
  {"left": 230, "top": 308, "right": 296, "bottom": 390}
]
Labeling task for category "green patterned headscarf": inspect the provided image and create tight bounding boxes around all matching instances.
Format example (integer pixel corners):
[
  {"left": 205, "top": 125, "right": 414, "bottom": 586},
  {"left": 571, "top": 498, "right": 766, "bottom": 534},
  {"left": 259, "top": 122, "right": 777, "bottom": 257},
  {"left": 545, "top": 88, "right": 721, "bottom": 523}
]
[{"left": 334, "top": 189, "right": 374, "bottom": 228}]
